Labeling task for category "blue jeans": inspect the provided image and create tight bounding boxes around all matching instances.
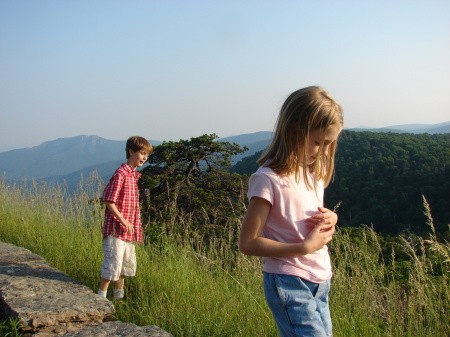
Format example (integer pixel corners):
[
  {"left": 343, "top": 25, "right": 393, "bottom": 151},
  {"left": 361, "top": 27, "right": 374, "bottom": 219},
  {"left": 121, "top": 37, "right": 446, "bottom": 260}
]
[{"left": 263, "top": 273, "right": 332, "bottom": 337}]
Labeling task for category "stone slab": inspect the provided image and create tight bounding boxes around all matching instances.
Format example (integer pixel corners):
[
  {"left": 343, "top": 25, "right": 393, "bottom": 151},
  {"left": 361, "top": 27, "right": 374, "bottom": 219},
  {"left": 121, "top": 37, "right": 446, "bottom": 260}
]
[
  {"left": 61, "top": 321, "right": 174, "bottom": 337},
  {"left": 0, "top": 257, "right": 90, "bottom": 302},
  {"left": 0, "top": 261, "right": 75, "bottom": 281},
  {"left": 0, "top": 274, "right": 92, "bottom": 300},
  {"left": 0, "top": 242, "right": 47, "bottom": 264},
  {"left": 0, "top": 241, "right": 172, "bottom": 337},
  {"left": 3, "top": 292, "right": 114, "bottom": 328}
]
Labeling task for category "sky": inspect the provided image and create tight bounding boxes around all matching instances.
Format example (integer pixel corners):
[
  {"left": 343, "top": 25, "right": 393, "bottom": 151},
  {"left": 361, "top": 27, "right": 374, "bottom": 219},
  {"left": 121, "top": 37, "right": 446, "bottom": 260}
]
[{"left": 1, "top": 0, "right": 449, "bottom": 152}]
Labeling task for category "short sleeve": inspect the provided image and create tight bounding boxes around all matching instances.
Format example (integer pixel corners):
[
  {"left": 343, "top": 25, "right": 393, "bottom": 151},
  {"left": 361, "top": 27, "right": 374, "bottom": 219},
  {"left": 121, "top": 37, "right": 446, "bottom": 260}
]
[
  {"left": 102, "top": 171, "right": 124, "bottom": 203},
  {"left": 248, "top": 171, "right": 275, "bottom": 206}
]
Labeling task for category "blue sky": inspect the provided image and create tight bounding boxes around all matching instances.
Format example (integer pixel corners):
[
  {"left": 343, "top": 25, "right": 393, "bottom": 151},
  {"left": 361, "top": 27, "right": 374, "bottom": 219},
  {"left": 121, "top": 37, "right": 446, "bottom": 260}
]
[{"left": 1, "top": 0, "right": 449, "bottom": 152}]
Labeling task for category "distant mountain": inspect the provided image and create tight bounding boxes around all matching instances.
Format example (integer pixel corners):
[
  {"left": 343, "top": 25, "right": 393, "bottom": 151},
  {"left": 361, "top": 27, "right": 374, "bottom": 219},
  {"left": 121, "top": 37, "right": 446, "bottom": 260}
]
[
  {"left": 37, "top": 133, "right": 272, "bottom": 192},
  {"left": 0, "top": 135, "right": 161, "bottom": 181},
  {"left": 44, "top": 159, "right": 124, "bottom": 190},
  {"left": 347, "top": 121, "right": 450, "bottom": 134},
  {"left": 219, "top": 131, "right": 272, "bottom": 162},
  {"left": 219, "top": 131, "right": 273, "bottom": 145},
  {"left": 0, "top": 122, "right": 447, "bottom": 186}
]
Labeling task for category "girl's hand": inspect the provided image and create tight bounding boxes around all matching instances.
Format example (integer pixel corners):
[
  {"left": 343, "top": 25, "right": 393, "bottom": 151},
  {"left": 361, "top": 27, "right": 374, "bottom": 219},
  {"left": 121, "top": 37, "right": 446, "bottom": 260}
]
[
  {"left": 301, "top": 207, "right": 337, "bottom": 254},
  {"left": 302, "top": 220, "right": 335, "bottom": 254},
  {"left": 305, "top": 207, "right": 337, "bottom": 231}
]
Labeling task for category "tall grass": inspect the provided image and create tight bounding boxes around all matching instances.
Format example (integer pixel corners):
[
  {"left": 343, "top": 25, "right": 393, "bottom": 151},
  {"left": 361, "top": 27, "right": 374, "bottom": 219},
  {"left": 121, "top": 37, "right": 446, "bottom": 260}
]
[{"left": 0, "top": 176, "right": 448, "bottom": 336}]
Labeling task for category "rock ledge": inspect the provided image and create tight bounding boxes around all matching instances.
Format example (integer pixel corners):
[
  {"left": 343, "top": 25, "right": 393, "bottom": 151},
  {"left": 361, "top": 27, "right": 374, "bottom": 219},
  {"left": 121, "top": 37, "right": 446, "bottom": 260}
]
[{"left": 0, "top": 241, "right": 172, "bottom": 336}]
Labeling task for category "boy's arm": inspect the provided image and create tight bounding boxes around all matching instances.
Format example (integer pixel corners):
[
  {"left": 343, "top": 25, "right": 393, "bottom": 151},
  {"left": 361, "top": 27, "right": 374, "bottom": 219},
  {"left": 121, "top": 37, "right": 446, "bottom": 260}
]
[{"left": 104, "top": 201, "right": 134, "bottom": 234}]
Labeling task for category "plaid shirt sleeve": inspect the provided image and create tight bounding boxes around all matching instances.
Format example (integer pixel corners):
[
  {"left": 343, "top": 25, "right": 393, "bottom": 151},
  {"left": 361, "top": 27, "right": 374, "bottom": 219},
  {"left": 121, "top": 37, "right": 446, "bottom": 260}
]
[
  {"left": 102, "top": 169, "right": 125, "bottom": 204},
  {"left": 102, "top": 164, "right": 143, "bottom": 243}
]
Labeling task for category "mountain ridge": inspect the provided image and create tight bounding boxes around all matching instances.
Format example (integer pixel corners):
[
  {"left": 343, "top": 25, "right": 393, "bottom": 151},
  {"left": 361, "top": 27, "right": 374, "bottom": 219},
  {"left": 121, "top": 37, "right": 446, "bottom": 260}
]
[
  {"left": 346, "top": 121, "right": 450, "bottom": 134},
  {"left": 0, "top": 122, "right": 448, "bottom": 185}
]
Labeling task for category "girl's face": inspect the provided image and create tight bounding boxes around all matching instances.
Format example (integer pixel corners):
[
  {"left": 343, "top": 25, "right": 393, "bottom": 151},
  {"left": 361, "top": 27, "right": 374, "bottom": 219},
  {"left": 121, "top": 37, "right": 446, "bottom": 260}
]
[{"left": 306, "top": 125, "right": 341, "bottom": 165}]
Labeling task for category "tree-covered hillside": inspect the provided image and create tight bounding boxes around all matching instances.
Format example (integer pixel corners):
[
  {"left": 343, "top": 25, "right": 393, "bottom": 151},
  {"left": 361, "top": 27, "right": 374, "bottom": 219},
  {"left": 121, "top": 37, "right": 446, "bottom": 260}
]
[{"left": 231, "top": 131, "right": 450, "bottom": 235}]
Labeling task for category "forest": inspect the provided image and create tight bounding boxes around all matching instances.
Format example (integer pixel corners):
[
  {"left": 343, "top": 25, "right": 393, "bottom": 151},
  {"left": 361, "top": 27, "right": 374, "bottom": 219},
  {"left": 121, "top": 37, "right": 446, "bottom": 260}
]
[{"left": 231, "top": 131, "right": 450, "bottom": 237}]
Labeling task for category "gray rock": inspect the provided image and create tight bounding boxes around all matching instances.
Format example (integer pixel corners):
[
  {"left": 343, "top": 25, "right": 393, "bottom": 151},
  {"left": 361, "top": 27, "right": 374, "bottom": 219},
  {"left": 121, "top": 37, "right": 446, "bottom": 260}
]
[
  {"left": 3, "top": 292, "right": 114, "bottom": 328},
  {"left": 0, "top": 241, "right": 172, "bottom": 336},
  {"left": 0, "top": 242, "right": 114, "bottom": 333},
  {"left": 0, "top": 242, "right": 47, "bottom": 264},
  {"left": 61, "top": 321, "right": 174, "bottom": 337},
  {"left": 0, "top": 273, "right": 91, "bottom": 300}
]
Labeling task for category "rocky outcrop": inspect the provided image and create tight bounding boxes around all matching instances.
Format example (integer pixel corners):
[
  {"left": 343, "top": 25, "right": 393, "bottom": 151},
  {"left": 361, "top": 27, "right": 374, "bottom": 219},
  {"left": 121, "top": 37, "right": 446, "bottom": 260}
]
[
  {"left": 61, "top": 321, "right": 171, "bottom": 337},
  {"left": 0, "top": 241, "right": 172, "bottom": 336}
]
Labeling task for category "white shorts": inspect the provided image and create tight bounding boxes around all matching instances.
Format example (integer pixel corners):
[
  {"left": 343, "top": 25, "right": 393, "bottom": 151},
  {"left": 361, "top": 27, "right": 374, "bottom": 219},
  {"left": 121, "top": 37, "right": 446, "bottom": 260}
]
[{"left": 101, "top": 235, "right": 136, "bottom": 281}]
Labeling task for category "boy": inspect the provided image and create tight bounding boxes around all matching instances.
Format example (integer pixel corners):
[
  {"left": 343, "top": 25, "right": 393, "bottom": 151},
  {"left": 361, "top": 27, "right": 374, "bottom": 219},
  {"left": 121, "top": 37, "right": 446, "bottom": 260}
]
[{"left": 98, "top": 136, "right": 153, "bottom": 300}]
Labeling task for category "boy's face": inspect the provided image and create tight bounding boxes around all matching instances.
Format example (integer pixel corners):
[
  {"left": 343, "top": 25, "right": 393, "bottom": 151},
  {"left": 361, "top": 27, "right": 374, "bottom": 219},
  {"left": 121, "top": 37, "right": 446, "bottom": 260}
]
[{"left": 127, "top": 149, "right": 149, "bottom": 169}]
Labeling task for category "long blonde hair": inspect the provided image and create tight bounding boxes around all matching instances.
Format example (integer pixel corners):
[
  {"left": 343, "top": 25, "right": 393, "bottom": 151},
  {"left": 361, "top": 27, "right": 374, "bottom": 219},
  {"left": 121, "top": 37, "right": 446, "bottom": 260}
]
[{"left": 258, "top": 86, "right": 343, "bottom": 190}]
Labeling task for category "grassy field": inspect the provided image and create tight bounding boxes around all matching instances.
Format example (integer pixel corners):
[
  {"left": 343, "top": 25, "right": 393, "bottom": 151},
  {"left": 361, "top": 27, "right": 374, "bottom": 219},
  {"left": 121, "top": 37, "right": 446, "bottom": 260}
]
[{"left": 0, "top": 175, "right": 448, "bottom": 336}]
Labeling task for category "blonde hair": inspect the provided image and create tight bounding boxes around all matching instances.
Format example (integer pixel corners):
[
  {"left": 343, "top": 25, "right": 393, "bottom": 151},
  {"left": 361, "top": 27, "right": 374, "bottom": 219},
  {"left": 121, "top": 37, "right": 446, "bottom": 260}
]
[
  {"left": 258, "top": 86, "right": 343, "bottom": 190},
  {"left": 126, "top": 136, "right": 153, "bottom": 159}
]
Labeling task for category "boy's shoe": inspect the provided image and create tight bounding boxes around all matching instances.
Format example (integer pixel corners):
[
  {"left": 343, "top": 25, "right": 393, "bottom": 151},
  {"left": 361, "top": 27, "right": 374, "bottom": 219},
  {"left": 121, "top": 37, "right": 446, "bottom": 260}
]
[
  {"left": 113, "top": 288, "right": 124, "bottom": 300},
  {"left": 98, "top": 289, "right": 107, "bottom": 298}
]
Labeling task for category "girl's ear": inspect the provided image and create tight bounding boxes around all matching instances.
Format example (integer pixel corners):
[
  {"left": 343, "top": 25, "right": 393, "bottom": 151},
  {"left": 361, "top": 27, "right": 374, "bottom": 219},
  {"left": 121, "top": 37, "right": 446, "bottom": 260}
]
[{"left": 128, "top": 149, "right": 135, "bottom": 157}]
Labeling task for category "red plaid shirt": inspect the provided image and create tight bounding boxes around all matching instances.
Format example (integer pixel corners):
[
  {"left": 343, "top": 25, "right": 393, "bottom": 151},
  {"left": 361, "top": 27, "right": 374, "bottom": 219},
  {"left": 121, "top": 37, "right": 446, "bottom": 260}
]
[{"left": 102, "top": 163, "right": 143, "bottom": 243}]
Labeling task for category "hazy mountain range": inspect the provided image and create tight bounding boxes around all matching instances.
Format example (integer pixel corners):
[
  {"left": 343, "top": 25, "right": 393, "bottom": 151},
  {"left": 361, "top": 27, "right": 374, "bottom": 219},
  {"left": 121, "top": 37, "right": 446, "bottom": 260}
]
[
  {"left": 0, "top": 122, "right": 448, "bottom": 187},
  {"left": 346, "top": 121, "right": 450, "bottom": 134}
]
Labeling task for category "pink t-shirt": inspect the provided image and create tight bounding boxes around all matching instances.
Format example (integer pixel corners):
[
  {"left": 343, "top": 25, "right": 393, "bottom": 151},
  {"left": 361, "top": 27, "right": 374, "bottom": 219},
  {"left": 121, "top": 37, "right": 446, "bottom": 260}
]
[{"left": 248, "top": 166, "right": 332, "bottom": 283}]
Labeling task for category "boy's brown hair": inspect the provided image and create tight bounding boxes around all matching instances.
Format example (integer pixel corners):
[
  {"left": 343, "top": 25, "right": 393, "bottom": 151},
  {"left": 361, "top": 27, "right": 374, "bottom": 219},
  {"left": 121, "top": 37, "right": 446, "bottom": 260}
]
[{"left": 126, "top": 136, "right": 153, "bottom": 159}]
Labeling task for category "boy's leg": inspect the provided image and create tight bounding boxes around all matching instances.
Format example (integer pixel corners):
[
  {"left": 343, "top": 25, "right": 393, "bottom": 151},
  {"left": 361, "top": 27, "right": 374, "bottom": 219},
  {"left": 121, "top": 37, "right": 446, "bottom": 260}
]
[
  {"left": 99, "top": 278, "right": 111, "bottom": 292},
  {"left": 99, "top": 235, "right": 126, "bottom": 297},
  {"left": 113, "top": 275, "right": 125, "bottom": 290},
  {"left": 113, "top": 276, "right": 125, "bottom": 300},
  {"left": 98, "top": 278, "right": 110, "bottom": 297},
  {"left": 121, "top": 241, "right": 137, "bottom": 278},
  {"left": 113, "top": 242, "right": 136, "bottom": 300},
  {"left": 114, "top": 275, "right": 125, "bottom": 300}
]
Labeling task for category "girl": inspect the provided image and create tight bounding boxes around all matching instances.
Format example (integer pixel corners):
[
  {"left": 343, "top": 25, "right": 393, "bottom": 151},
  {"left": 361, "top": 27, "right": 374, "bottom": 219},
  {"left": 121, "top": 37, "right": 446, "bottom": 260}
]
[{"left": 239, "top": 86, "right": 343, "bottom": 337}]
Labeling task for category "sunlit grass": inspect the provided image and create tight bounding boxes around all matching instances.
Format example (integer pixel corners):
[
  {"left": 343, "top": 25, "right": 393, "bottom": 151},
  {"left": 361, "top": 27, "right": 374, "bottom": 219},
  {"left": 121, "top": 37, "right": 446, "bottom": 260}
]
[{"left": 0, "top": 176, "right": 448, "bottom": 336}]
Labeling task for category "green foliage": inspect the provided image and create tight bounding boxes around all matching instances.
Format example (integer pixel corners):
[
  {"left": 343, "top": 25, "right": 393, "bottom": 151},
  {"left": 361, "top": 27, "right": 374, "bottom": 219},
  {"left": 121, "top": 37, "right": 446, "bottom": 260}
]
[
  {"left": 326, "top": 131, "right": 450, "bottom": 235},
  {"left": 330, "top": 219, "right": 450, "bottom": 336},
  {"left": 231, "top": 131, "right": 450, "bottom": 236},
  {"left": 0, "top": 178, "right": 449, "bottom": 336},
  {"left": 229, "top": 149, "right": 262, "bottom": 175},
  {"left": 139, "top": 134, "right": 249, "bottom": 246},
  {"left": 0, "top": 318, "right": 26, "bottom": 337}
]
